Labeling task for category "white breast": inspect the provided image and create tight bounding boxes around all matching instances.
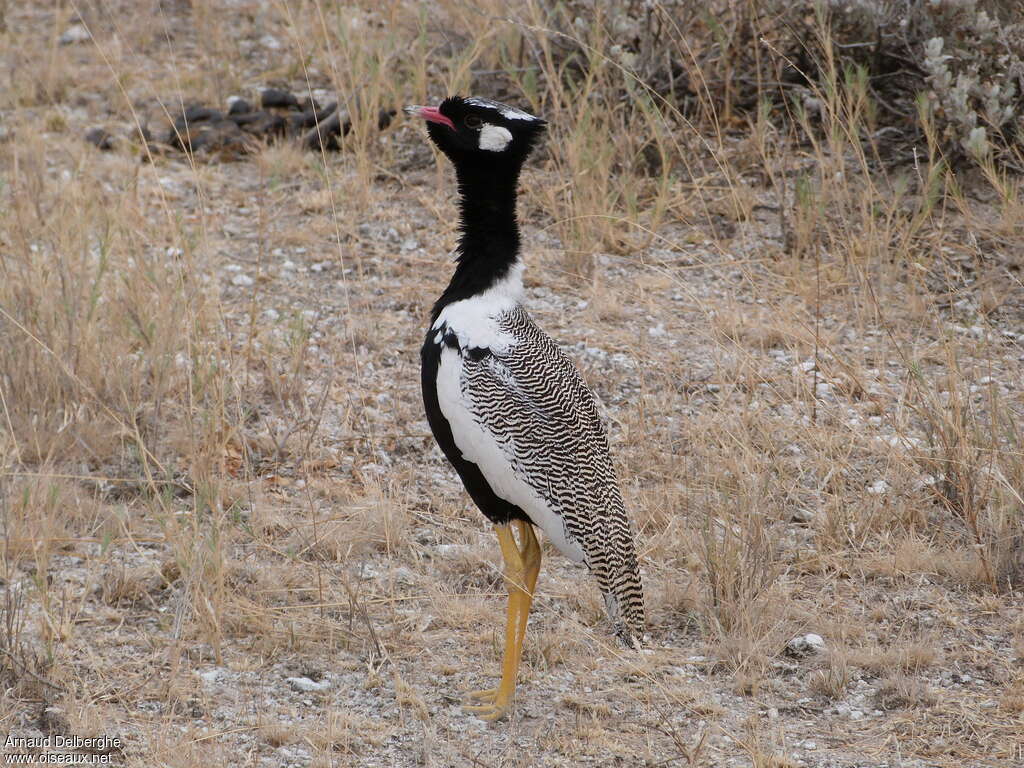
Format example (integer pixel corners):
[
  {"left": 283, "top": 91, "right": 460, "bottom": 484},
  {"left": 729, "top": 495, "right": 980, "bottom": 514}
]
[
  {"left": 434, "top": 345, "right": 586, "bottom": 563},
  {"left": 431, "top": 262, "right": 524, "bottom": 351}
]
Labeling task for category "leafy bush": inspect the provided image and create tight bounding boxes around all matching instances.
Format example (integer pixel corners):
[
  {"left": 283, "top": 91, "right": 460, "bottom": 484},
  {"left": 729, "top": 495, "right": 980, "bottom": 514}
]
[
  {"left": 918, "top": 0, "right": 1024, "bottom": 165},
  {"left": 539, "top": 0, "right": 1024, "bottom": 169}
]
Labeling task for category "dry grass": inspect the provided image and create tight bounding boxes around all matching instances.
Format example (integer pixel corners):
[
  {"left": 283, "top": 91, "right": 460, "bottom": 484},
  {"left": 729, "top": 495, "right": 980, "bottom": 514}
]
[{"left": 1, "top": 1, "right": 1023, "bottom": 767}]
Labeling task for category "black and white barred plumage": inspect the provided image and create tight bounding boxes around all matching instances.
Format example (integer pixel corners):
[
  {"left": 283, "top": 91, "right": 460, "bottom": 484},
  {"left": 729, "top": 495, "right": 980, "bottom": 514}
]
[
  {"left": 411, "top": 95, "right": 645, "bottom": 646},
  {"left": 424, "top": 285, "right": 645, "bottom": 644}
]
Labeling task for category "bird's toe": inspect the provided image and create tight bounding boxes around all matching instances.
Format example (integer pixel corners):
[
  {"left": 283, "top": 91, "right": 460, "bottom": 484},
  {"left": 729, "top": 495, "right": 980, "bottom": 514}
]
[
  {"left": 462, "top": 701, "right": 510, "bottom": 721},
  {"left": 464, "top": 687, "right": 498, "bottom": 702},
  {"left": 462, "top": 687, "right": 513, "bottom": 720}
]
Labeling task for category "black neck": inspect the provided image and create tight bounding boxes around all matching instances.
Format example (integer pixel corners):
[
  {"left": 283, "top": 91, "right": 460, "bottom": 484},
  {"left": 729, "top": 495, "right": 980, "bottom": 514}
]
[{"left": 431, "top": 161, "right": 522, "bottom": 322}]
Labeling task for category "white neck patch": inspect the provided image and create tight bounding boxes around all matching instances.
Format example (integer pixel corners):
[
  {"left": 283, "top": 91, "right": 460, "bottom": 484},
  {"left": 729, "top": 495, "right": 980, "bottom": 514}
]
[
  {"left": 479, "top": 123, "right": 513, "bottom": 152},
  {"left": 431, "top": 260, "right": 525, "bottom": 352}
]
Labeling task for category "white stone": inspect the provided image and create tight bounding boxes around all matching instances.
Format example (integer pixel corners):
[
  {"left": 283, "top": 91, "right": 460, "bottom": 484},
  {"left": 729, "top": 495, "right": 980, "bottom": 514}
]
[
  {"left": 198, "top": 668, "right": 223, "bottom": 684},
  {"left": 286, "top": 676, "right": 331, "bottom": 692},
  {"left": 787, "top": 633, "right": 825, "bottom": 656},
  {"left": 60, "top": 24, "right": 90, "bottom": 45},
  {"left": 867, "top": 479, "right": 889, "bottom": 495}
]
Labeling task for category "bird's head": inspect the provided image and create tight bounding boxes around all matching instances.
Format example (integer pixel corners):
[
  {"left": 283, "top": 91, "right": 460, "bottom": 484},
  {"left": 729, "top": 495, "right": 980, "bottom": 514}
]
[{"left": 404, "top": 96, "right": 546, "bottom": 168}]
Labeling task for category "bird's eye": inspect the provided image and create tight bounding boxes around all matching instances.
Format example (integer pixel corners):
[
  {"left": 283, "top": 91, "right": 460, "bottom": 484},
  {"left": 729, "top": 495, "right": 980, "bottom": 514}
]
[{"left": 464, "top": 115, "right": 482, "bottom": 129}]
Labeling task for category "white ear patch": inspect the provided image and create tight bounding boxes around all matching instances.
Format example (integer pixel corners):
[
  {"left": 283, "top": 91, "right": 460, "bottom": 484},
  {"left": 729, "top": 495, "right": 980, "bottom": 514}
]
[{"left": 478, "top": 123, "right": 513, "bottom": 152}]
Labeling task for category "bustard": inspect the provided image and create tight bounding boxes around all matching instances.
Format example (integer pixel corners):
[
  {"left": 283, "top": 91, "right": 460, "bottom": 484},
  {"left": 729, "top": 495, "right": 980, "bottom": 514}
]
[{"left": 406, "top": 95, "right": 645, "bottom": 721}]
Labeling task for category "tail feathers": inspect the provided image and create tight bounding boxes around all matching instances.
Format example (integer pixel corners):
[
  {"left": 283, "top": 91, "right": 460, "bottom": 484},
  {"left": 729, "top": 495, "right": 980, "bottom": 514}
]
[
  {"left": 603, "top": 590, "right": 645, "bottom": 649},
  {"left": 593, "top": 534, "right": 645, "bottom": 647},
  {"left": 577, "top": 499, "right": 646, "bottom": 648}
]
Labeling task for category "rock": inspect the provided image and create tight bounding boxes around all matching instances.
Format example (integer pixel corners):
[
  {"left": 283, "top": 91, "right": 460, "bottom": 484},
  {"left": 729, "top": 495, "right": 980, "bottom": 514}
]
[
  {"left": 302, "top": 109, "right": 349, "bottom": 151},
  {"left": 259, "top": 34, "right": 282, "bottom": 51},
  {"left": 125, "top": 91, "right": 394, "bottom": 160},
  {"left": 790, "top": 507, "right": 816, "bottom": 524},
  {"left": 227, "top": 97, "right": 252, "bottom": 115},
  {"left": 176, "top": 105, "right": 224, "bottom": 126},
  {"left": 867, "top": 479, "right": 890, "bottom": 495},
  {"left": 290, "top": 101, "right": 338, "bottom": 131},
  {"left": 261, "top": 88, "right": 299, "bottom": 110},
  {"left": 285, "top": 676, "right": 330, "bottom": 692},
  {"left": 197, "top": 668, "right": 224, "bottom": 684},
  {"left": 229, "top": 110, "right": 287, "bottom": 140},
  {"left": 786, "top": 633, "right": 825, "bottom": 657},
  {"left": 59, "top": 24, "right": 90, "bottom": 45},
  {"left": 297, "top": 96, "right": 323, "bottom": 113},
  {"left": 168, "top": 106, "right": 227, "bottom": 148},
  {"left": 377, "top": 107, "right": 397, "bottom": 130},
  {"left": 170, "top": 113, "right": 249, "bottom": 158},
  {"left": 84, "top": 127, "right": 114, "bottom": 150}
]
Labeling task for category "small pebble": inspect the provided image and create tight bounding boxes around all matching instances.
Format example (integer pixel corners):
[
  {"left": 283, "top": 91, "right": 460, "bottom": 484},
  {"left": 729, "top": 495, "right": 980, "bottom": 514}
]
[
  {"left": 867, "top": 479, "right": 889, "bottom": 495},
  {"left": 259, "top": 34, "right": 282, "bottom": 50},
  {"left": 60, "top": 24, "right": 90, "bottom": 45},
  {"left": 790, "top": 508, "right": 816, "bottom": 524},
  {"left": 84, "top": 127, "right": 114, "bottom": 150}
]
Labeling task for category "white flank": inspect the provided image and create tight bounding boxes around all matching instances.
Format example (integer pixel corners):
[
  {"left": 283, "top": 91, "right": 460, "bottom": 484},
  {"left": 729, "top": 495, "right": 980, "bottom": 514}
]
[
  {"left": 478, "top": 123, "right": 513, "bottom": 152},
  {"left": 432, "top": 261, "right": 524, "bottom": 350},
  {"left": 434, "top": 344, "right": 585, "bottom": 563},
  {"left": 464, "top": 96, "right": 538, "bottom": 122}
]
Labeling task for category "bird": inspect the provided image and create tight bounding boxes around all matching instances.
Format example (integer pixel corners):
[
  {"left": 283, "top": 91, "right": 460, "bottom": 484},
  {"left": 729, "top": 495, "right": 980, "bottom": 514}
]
[{"left": 405, "top": 95, "right": 645, "bottom": 721}]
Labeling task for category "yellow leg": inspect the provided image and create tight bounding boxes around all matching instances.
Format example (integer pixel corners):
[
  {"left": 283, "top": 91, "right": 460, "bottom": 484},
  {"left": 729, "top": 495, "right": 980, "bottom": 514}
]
[{"left": 464, "top": 519, "right": 541, "bottom": 721}]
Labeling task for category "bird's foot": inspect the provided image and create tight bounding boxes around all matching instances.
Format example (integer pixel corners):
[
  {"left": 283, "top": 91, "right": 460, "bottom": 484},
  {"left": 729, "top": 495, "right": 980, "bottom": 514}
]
[{"left": 462, "top": 688, "right": 512, "bottom": 721}]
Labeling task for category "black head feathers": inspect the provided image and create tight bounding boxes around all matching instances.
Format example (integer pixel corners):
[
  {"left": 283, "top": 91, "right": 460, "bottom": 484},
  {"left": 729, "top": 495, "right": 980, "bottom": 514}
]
[{"left": 404, "top": 96, "right": 545, "bottom": 167}]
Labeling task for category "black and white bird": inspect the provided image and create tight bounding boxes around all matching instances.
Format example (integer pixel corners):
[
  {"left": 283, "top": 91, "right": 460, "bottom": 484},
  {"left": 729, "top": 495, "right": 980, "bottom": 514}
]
[{"left": 405, "top": 95, "right": 645, "bottom": 721}]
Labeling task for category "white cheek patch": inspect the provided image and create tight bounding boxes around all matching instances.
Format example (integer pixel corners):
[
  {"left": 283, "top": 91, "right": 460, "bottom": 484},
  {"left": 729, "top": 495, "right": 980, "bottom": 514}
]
[{"left": 478, "top": 123, "right": 513, "bottom": 152}]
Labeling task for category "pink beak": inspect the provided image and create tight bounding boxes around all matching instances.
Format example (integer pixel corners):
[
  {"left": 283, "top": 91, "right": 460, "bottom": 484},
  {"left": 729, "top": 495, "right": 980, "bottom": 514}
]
[{"left": 404, "top": 105, "right": 456, "bottom": 131}]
